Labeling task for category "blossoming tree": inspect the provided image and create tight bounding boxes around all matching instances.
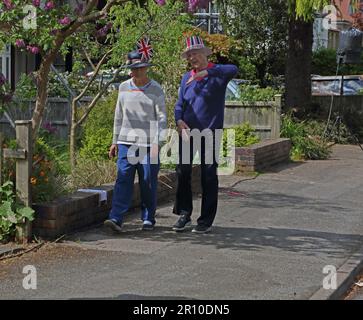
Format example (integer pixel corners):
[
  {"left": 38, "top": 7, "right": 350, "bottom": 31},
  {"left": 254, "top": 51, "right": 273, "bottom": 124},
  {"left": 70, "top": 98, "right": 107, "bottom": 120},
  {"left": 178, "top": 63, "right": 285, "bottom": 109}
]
[{"left": 0, "top": 0, "right": 210, "bottom": 142}]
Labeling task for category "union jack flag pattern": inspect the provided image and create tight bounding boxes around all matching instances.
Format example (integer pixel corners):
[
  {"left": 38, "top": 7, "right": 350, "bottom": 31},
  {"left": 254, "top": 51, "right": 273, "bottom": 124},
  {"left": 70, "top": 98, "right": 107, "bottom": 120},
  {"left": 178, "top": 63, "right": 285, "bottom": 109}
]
[{"left": 137, "top": 37, "right": 153, "bottom": 61}]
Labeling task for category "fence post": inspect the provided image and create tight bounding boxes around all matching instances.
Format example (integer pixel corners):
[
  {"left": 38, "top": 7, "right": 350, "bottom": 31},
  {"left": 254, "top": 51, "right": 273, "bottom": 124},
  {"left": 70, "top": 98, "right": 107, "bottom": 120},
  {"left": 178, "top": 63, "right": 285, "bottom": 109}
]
[
  {"left": 0, "top": 131, "right": 3, "bottom": 186},
  {"left": 15, "top": 120, "right": 33, "bottom": 243},
  {"left": 272, "top": 94, "right": 282, "bottom": 139}
]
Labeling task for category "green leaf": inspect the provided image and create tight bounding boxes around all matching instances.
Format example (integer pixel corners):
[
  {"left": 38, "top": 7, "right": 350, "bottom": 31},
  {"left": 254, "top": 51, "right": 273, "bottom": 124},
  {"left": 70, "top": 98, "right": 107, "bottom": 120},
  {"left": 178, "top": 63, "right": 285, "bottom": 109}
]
[
  {"left": 1, "top": 181, "right": 13, "bottom": 188},
  {"left": 16, "top": 206, "right": 35, "bottom": 222},
  {"left": 6, "top": 213, "right": 17, "bottom": 224},
  {"left": 0, "top": 201, "right": 14, "bottom": 217}
]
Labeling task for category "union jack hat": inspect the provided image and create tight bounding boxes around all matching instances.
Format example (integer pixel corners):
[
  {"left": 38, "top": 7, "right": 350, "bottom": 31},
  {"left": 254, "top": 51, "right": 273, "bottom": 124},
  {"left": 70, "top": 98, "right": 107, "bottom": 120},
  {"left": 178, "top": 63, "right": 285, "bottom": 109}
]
[
  {"left": 181, "top": 36, "right": 212, "bottom": 59},
  {"left": 124, "top": 37, "right": 154, "bottom": 69},
  {"left": 125, "top": 50, "right": 153, "bottom": 69}
]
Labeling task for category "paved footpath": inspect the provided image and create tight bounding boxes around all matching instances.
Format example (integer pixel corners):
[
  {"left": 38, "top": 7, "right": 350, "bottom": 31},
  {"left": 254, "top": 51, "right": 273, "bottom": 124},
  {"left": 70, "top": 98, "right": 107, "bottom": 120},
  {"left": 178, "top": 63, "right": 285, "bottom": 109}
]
[{"left": 0, "top": 145, "right": 363, "bottom": 300}]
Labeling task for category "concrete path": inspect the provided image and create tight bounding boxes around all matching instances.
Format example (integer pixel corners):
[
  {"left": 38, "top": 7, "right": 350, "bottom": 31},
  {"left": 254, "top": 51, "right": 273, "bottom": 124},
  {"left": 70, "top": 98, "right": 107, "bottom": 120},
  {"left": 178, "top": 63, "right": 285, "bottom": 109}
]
[{"left": 0, "top": 145, "right": 362, "bottom": 300}]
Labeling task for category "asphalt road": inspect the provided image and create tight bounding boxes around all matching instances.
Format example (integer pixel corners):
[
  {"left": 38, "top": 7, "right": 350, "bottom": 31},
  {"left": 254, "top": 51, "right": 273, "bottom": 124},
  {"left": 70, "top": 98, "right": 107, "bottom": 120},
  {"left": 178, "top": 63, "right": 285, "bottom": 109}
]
[{"left": 0, "top": 145, "right": 362, "bottom": 300}]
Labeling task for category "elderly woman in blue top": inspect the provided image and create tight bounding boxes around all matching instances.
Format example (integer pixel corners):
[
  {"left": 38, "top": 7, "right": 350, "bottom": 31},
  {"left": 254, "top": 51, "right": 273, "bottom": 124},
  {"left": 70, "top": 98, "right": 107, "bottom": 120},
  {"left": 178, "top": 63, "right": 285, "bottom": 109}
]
[
  {"left": 173, "top": 36, "right": 238, "bottom": 234},
  {"left": 104, "top": 50, "right": 167, "bottom": 232}
]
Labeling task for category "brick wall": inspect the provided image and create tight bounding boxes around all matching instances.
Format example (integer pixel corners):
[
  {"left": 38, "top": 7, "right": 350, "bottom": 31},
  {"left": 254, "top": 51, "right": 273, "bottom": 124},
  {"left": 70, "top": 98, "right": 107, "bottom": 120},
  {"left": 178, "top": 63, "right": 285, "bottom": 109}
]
[
  {"left": 33, "top": 166, "right": 201, "bottom": 239},
  {"left": 235, "top": 138, "right": 291, "bottom": 173}
]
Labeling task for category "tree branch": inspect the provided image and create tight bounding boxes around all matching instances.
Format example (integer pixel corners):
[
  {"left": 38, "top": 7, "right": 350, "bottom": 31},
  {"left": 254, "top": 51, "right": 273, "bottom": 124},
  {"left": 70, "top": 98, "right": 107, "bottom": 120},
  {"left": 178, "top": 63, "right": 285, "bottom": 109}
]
[
  {"left": 77, "top": 69, "right": 122, "bottom": 127},
  {"left": 83, "top": 48, "right": 97, "bottom": 71},
  {"left": 74, "top": 48, "right": 114, "bottom": 102}
]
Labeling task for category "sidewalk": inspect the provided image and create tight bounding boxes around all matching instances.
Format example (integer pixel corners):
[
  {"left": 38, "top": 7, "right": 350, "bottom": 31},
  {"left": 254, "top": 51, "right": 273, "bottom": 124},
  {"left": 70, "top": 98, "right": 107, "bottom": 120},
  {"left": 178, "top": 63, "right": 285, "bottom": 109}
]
[{"left": 0, "top": 145, "right": 362, "bottom": 300}]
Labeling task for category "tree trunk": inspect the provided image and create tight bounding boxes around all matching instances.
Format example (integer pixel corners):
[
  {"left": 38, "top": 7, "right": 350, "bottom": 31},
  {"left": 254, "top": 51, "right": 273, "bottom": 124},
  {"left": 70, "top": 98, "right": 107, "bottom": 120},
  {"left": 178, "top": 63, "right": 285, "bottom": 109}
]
[
  {"left": 70, "top": 99, "right": 78, "bottom": 172},
  {"left": 31, "top": 50, "right": 58, "bottom": 141},
  {"left": 31, "top": 63, "right": 51, "bottom": 140},
  {"left": 285, "top": 17, "right": 313, "bottom": 115}
]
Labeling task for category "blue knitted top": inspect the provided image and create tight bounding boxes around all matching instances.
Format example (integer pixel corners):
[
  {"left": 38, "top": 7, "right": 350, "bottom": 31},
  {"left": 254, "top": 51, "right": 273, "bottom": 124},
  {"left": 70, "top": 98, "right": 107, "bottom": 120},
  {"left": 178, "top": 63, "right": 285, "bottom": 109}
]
[{"left": 175, "top": 63, "right": 238, "bottom": 130}]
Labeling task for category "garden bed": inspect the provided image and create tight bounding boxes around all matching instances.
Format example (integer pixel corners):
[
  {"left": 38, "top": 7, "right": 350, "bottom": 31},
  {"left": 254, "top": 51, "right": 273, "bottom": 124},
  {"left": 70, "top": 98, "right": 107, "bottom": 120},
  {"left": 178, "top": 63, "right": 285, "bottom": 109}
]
[
  {"left": 234, "top": 138, "right": 291, "bottom": 173},
  {"left": 32, "top": 166, "right": 201, "bottom": 239}
]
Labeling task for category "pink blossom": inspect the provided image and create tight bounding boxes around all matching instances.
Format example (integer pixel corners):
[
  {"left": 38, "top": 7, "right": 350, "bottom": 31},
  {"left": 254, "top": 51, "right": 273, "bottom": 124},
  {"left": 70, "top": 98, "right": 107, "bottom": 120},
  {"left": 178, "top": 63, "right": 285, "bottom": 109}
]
[
  {"left": 155, "top": 0, "right": 166, "bottom": 5},
  {"left": 186, "top": 0, "right": 209, "bottom": 12},
  {"left": 44, "top": 1, "right": 55, "bottom": 10},
  {"left": 27, "top": 45, "right": 40, "bottom": 55},
  {"left": 32, "top": 0, "right": 40, "bottom": 7},
  {"left": 2, "top": 0, "right": 14, "bottom": 10},
  {"left": 15, "top": 39, "right": 26, "bottom": 48},
  {"left": 59, "top": 16, "right": 71, "bottom": 25}
]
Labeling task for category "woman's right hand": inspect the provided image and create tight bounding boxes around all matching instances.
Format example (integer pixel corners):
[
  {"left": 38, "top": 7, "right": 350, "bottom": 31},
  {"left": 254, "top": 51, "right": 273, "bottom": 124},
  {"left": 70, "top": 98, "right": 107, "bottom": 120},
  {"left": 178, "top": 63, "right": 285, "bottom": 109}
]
[
  {"left": 109, "top": 144, "right": 118, "bottom": 159},
  {"left": 177, "top": 120, "right": 190, "bottom": 141}
]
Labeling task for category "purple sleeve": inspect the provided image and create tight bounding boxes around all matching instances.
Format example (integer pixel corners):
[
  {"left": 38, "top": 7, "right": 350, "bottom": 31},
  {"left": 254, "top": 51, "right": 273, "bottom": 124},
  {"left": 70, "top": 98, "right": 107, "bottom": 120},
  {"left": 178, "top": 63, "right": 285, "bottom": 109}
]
[
  {"left": 207, "top": 64, "right": 239, "bottom": 82},
  {"left": 174, "top": 74, "right": 188, "bottom": 123}
]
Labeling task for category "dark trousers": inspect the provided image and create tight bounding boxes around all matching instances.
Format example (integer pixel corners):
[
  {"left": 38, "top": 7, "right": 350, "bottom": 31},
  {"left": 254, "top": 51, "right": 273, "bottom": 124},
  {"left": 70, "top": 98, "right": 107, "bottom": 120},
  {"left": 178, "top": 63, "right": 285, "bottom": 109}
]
[{"left": 174, "top": 134, "right": 219, "bottom": 227}]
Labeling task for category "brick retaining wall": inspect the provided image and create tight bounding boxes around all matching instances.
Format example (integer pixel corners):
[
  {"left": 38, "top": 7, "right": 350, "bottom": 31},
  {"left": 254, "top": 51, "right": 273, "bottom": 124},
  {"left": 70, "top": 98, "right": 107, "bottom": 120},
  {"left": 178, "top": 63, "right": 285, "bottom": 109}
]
[
  {"left": 33, "top": 166, "right": 201, "bottom": 239},
  {"left": 235, "top": 138, "right": 291, "bottom": 173}
]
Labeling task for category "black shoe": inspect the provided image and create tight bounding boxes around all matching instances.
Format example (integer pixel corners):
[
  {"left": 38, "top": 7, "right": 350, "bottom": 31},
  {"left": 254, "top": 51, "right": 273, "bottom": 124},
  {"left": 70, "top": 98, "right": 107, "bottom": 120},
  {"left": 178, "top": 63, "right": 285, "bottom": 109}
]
[
  {"left": 142, "top": 223, "right": 154, "bottom": 231},
  {"left": 192, "top": 225, "right": 212, "bottom": 234},
  {"left": 104, "top": 219, "right": 122, "bottom": 233},
  {"left": 172, "top": 214, "right": 192, "bottom": 232}
]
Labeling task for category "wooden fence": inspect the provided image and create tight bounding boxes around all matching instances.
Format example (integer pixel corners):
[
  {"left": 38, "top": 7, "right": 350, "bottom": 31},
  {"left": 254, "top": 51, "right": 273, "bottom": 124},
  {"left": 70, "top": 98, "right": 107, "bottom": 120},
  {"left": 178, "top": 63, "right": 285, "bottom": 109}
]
[
  {"left": 0, "top": 97, "right": 92, "bottom": 140},
  {"left": 224, "top": 95, "right": 282, "bottom": 140}
]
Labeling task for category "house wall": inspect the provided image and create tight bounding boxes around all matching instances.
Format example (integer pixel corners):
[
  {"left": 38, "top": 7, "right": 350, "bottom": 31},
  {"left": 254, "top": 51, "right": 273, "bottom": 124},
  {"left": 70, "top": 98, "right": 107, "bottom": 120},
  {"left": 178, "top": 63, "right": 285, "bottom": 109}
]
[{"left": 313, "top": 0, "right": 362, "bottom": 51}]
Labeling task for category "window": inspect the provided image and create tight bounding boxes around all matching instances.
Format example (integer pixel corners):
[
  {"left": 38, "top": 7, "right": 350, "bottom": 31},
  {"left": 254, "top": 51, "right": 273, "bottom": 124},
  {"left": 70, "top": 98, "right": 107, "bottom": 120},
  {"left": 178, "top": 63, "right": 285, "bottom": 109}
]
[{"left": 0, "top": 44, "right": 11, "bottom": 83}]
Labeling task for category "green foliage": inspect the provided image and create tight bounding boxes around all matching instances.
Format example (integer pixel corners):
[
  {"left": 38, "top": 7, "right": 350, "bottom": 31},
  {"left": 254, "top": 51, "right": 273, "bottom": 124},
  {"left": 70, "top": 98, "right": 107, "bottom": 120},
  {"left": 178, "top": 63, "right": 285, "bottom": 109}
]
[
  {"left": 223, "top": 123, "right": 260, "bottom": 157},
  {"left": 288, "top": 0, "right": 330, "bottom": 20},
  {"left": 79, "top": 91, "right": 117, "bottom": 161},
  {"left": 13, "top": 73, "right": 37, "bottom": 100},
  {"left": 303, "top": 118, "right": 354, "bottom": 144},
  {"left": 231, "top": 56, "right": 257, "bottom": 81},
  {"left": 0, "top": 181, "right": 35, "bottom": 242},
  {"left": 281, "top": 113, "right": 332, "bottom": 160},
  {"left": 0, "top": 138, "right": 17, "bottom": 185},
  {"left": 230, "top": 123, "right": 260, "bottom": 147},
  {"left": 239, "top": 85, "right": 281, "bottom": 102},
  {"left": 31, "top": 137, "right": 69, "bottom": 203},
  {"left": 70, "top": 158, "right": 116, "bottom": 191},
  {"left": 312, "top": 48, "right": 363, "bottom": 76},
  {"left": 217, "top": 0, "right": 288, "bottom": 85},
  {"left": 110, "top": 1, "right": 191, "bottom": 126}
]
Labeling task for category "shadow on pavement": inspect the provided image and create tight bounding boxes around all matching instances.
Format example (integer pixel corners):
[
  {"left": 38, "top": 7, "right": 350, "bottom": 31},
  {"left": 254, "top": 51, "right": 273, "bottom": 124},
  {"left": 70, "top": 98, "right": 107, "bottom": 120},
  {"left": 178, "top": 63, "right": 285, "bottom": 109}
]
[
  {"left": 218, "top": 191, "right": 350, "bottom": 214},
  {"left": 68, "top": 224, "right": 363, "bottom": 259}
]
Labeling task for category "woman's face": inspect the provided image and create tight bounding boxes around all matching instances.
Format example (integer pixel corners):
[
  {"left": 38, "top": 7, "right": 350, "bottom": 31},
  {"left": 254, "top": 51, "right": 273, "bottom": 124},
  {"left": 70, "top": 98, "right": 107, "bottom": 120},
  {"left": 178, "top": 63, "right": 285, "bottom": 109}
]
[
  {"left": 131, "top": 66, "right": 148, "bottom": 78},
  {"left": 186, "top": 50, "right": 208, "bottom": 70}
]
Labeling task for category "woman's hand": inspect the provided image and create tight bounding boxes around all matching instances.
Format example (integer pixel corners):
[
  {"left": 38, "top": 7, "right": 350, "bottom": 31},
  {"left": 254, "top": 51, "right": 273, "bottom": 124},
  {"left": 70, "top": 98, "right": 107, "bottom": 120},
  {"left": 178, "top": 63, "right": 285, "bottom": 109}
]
[
  {"left": 186, "top": 70, "right": 208, "bottom": 85},
  {"left": 109, "top": 144, "right": 118, "bottom": 159},
  {"left": 177, "top": 120, "right": 190, "bottom": 141}
]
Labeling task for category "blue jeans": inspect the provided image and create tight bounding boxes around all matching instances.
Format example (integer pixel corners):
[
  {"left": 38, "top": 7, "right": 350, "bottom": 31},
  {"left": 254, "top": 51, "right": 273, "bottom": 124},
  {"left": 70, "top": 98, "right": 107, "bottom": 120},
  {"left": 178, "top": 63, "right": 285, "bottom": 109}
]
[{"left": 109, "top": 144, "right": 160, "bottom": 225}]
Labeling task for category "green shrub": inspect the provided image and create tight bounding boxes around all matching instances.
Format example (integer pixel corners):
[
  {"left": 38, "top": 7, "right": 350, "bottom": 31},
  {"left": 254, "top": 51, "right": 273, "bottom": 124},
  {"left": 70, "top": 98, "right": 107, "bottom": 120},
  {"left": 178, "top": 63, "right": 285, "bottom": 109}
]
[
  {"left": 312, "top": 48, "right": 363, "bottom": 76},
  {"left": 0, "top": 181, "right": 34, "bottom": 243},
  {"left": 303, "top": 118, "right": 353, "bottom": 144},
  {"left": 281, "top": 114, "right": 332, "bottom": 161},
  {"left": 70, "top": 158, "right": 117, "bottom": 191},
  {"left": 79, "top": 91, "right": 117, "bottom": 161},
  {"left": 223, "top": 123, "right": 260, "bottom": 157},
  {"left": 239, "top": 85, "right": 280, "bottom": 102},
  {"left": 31, "top": 138, "right": 69, "bottom": 203}
]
